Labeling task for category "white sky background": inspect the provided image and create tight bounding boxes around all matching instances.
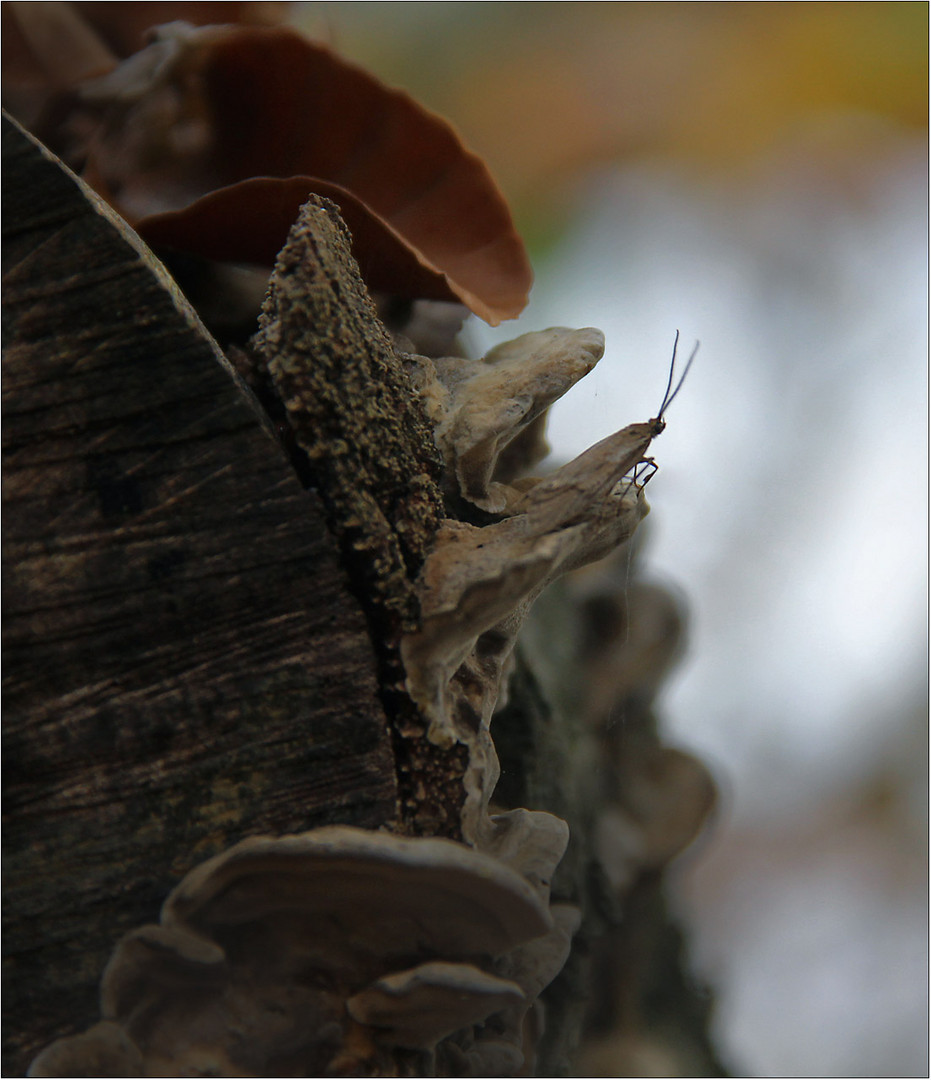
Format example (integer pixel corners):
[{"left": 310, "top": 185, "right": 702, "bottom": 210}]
[
  {"left": 471, "top": 122, "right": 928, "bottom": 1076},
  {"left": 473, "top": 126, "right": 927, "bottom": 821}
]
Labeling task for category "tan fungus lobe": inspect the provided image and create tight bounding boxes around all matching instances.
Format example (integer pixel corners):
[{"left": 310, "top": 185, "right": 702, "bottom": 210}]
[
  {"left": 408, "top": 327, "right": 606, "bottom": 513},
  {"left": 600, "top": 744, "right": 717, "bottom": 881},
  {"left": 28, "top": 1022, "right": 144, "bottom": 1079},
  {"left": 161, "top": 827, "right": 553, "bottom": 956},
  {"left": 402, "top": 447, "right": 651, "bottom": 751},
  {"left": 346, "top": 962, "right": 525, "bottom": 1049}
]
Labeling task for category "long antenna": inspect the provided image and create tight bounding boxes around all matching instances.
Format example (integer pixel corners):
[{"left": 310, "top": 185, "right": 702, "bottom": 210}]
[
  {"left": 657, "top": 330, "right": 681, "bottom": 418},
  {"left": 657, "top": 332, "right": 699, "bottom": 420}
]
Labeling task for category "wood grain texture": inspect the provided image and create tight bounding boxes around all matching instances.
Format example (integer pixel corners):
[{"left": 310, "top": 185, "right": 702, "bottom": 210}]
[{"left": 2, "top": 113, "right": 398, "bottom": 1074}]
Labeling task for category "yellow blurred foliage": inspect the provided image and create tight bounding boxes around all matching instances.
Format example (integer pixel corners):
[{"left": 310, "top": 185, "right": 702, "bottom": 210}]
[{"left": 319, "top": 2, "right": 927, "bottom": 201}]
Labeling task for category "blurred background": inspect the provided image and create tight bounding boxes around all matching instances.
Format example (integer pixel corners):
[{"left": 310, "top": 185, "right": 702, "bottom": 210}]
[{"left": 302, "top": 4, "right": 928, "bottom": 1076}]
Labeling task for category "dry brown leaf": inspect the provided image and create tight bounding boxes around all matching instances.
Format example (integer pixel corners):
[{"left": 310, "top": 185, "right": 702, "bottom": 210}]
[
  {"left": 137, "top": 175, "right": 516, "bottom": 316},
  {"left": 11, "top": 16, "right": 531, "bottom": 324},
  {"left": 131, "top": 24, "right": 531, "bottom": 323},
  {"left": 1, "top": 2, "right": 287, "bottom": 122}
]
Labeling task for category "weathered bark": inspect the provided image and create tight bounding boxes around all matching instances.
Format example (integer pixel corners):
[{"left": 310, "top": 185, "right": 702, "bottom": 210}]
[
  {"left": 246, "top": 196, "right": 470, "bottom": 839},
  {"left": 1, "top": 113, "right": 410, "bottom": 1074}
]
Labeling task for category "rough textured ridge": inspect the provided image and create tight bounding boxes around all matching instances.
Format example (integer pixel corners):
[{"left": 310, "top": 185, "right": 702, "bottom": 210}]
[
  {"left": 250, "top": 196, "right": 471, "bottom": 840},
  {"left": 252, "top": 195, "right": 447, "bottom": 638}
]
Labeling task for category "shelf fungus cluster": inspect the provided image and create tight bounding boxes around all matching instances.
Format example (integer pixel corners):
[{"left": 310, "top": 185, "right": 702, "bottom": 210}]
[
  {"left": 28, "top": 826, "right": 574, "bottom": 1077},
  {"left": 402, "top": 327, "right": 658, "bottom": 847}
]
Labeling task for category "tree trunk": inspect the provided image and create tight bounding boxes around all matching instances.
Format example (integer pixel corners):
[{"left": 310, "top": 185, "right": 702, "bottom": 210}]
[{"left": 3, "top": 111, "right": 725, "bottom": 1078}]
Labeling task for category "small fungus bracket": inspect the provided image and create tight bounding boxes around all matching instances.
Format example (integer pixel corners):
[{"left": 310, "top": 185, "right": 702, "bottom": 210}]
[{"left": 407, "top": 327, "right": 604, "bottom": 514}]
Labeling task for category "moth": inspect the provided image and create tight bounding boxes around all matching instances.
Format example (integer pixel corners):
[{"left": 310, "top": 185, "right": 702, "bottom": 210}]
[
  {"left": 522, "top": 329, "right": 699, "bottom": 527},
  {"left": 623, "top": 329, "right": 699, "bottom": 487}
]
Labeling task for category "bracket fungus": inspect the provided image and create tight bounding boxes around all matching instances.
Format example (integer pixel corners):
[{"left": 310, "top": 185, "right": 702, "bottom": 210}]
[
  {"left": 401, "top": 334, "right": 659, "bottom": 843},
  {"left": 407, "top": 327, "right": 605, "bottom": 513},
  {"left": 566, "top": 566, "right": 717, "bottom": 890},
  {"left": 28, "top": 827, "right": 567, "bottom": 1076}
]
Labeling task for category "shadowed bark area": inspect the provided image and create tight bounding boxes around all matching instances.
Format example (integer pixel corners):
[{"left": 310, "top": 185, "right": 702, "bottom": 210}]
[{"left": 1, "top": 114, "right": 402, "bottom": 1075}]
